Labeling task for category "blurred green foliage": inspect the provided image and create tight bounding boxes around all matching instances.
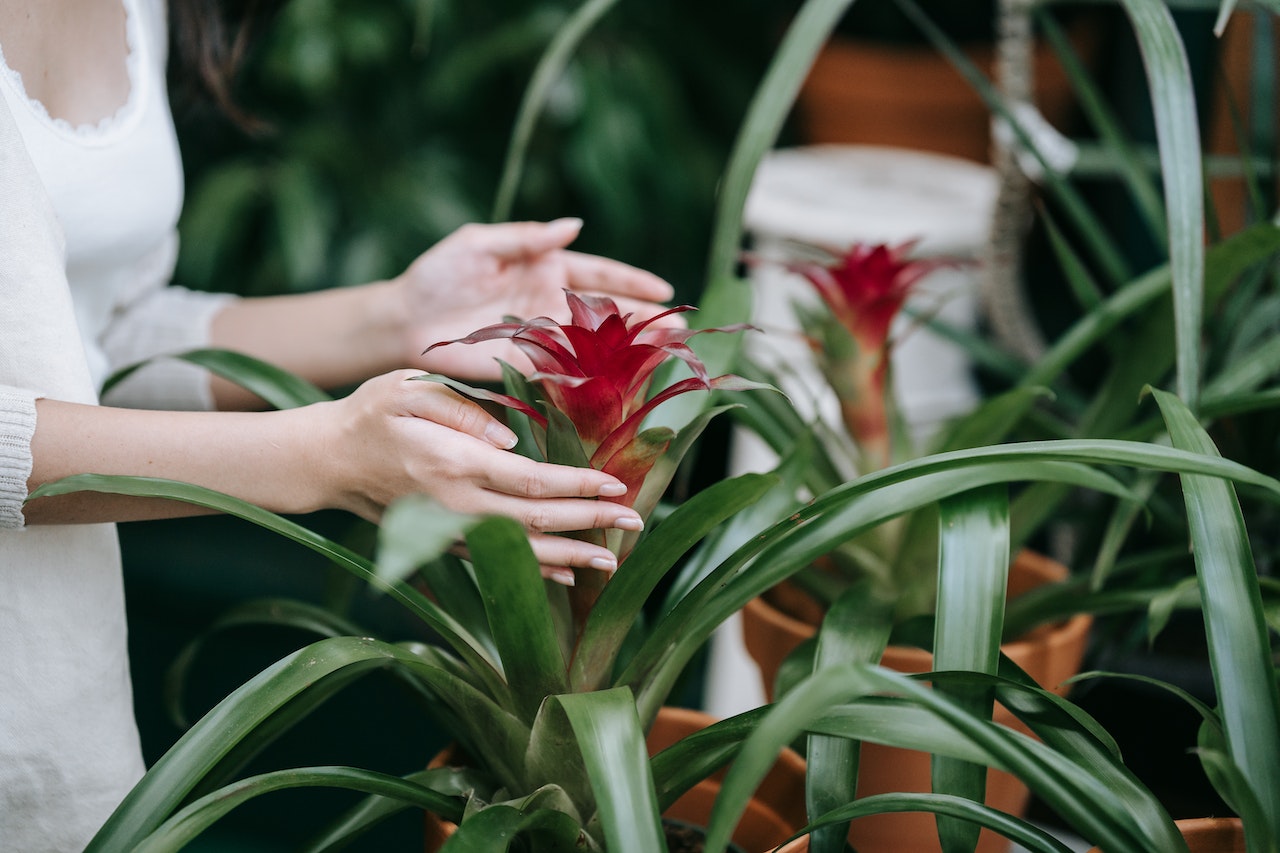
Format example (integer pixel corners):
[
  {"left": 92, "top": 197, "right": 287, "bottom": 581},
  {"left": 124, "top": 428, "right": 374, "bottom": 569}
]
[{"left": 171, "top": 0, "right": 792, "bottom": 304}]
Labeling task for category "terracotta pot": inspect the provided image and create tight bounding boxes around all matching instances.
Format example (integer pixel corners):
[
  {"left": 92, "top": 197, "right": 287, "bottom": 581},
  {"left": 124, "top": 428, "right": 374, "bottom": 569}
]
[
  {"left": 424, "top": 705, "right": 807, "bottom": 853},
  {"left": 1086, "top": 817, "right": 1246, "bottom": 853},
  {"left": 740, "top": 550, "right": 1092, "bottom": 853},
  {"left": 796, "top": 28, "right": 1095, "bottom": 164}
]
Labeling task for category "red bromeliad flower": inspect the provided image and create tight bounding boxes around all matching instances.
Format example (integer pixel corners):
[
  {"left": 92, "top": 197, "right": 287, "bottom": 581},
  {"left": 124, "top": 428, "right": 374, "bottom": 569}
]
[
  {"left": 424, "top": 291, "right": 758, "bottom": 516},
  {"left": 786, "top": 240, "right": 955, "bottom": 470}
]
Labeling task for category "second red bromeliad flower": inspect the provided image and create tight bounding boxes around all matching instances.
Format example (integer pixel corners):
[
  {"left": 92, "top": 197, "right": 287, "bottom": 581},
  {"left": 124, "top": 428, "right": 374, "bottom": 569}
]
[{"left": 785, "top": 240, "right": 955, "bottom": 471}]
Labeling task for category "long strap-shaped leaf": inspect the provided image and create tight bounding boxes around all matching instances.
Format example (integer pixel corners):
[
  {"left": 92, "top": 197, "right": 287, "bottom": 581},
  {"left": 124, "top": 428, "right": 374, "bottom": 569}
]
[
  {"left": 1153, "top": 388, "right": 1280, "bottom": 847},
  {"left": 806, "top": 580, "right": 894, "bottom": 853},
  {"left": 466, "top": 515, "right": 570, "bottom": 722},
  {"left": 626, "top": 439, "right": 1280, "bottom": 718},
  {"left": 128, "top": 767, "right": 464, "bottom": 853},
  {"left": 656, "top": 0, "right": 855, "bottom": 434},
  {"left": 102, "top": 347, "right": 332, "bottom": 410},
  {"left": 790, "top": 792, "right": 1079, "bottom": 853},
  {"left": 711, "top": 665, "right": 1186, "bottom": 853},
  {"left": 87, "top": 637, "right": 526, "bottom": 853},
  {"left": 1115, "top": 0, "right": 1205, "bottom": 409},
  {"left": 304, "top": 766, "right": 496, "bottom": 853},
  {"left": 933, "top": 486, "right": 1010, "bottom": 853},
  {"left": 32, "top": 474, "right": 510, "bottom": 698},
  {"left": 571, "top": 472, "right": 777, "bottom": 693},
  {"left": 557, "top": 688, "right": 668, "bottom": 853},
  {"left": 490, "top": 0, "right": 619, "bottom": 222},
  {"left": 439, "top": 803, "right": 589, "bottom": 853}
]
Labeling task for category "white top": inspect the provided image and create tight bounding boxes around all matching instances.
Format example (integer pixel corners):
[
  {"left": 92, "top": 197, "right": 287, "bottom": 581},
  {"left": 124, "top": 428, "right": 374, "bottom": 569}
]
[{"left": 0, "top": 1, "right": 235, "bottom": 849}]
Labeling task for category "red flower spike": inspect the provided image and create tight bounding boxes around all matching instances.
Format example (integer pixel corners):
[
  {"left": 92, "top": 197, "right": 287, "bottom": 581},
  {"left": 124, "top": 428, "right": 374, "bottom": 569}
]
[
  {"left": 785, "top": 240, "right": 959, "bottom": 470},
  {"left": 426, "top": 290, "right": 758, "bottom": 517}
]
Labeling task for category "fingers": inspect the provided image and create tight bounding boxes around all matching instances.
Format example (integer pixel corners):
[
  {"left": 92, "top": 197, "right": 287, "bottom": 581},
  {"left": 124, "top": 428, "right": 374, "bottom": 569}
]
[
  {"left": 529, "top": 534, "right": 622, "bottom": 582},
  {"left": 391, "top": 370, "right": 518, "bottom": 449},
  {"left": 563, "top": 251, "right": 675, "bottom": 303},
  {"left": 457, "top": 218, "right": 584, "bottom": 261}
]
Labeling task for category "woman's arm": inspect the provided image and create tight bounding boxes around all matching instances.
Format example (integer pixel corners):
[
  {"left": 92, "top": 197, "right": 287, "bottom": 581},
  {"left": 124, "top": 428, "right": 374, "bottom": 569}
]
[{"left": 25, "top": 370, "right": 640, "bottom": 579}]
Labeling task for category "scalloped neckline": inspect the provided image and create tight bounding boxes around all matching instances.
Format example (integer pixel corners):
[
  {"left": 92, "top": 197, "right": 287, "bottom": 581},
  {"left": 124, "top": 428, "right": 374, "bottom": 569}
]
[{"left": 0, "top": 0, "right": 142, "bottom": 140}]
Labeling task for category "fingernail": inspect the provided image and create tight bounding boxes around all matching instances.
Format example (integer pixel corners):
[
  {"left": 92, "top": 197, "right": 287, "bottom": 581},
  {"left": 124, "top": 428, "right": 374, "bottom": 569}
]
[
  {"left": 589, "top": 556, "right": 618, "bottom": 574},
  {"left": 613, "top": 515, "right": 644, "bottom": 532},
  {"left": 550, "top": 568, "right": 576, "bottom": 587},
  {"left": 485, "top": 422, "right": 518, "bottom": 449},
  {"left": 597, "top": 482, "right": 627, "bottom": 497},
  {"left": 550, "top": 216, "right": 583, "bottom": 231}
]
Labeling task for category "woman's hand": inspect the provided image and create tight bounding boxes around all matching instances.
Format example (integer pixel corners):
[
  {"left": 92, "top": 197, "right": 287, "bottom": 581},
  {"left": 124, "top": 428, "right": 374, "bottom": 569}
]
[
  {"left": 317, "top": 370, "right": 641, "bottom": 583},
  {"left": 396, "top": 219, "right": 679, "bottom": 380}
]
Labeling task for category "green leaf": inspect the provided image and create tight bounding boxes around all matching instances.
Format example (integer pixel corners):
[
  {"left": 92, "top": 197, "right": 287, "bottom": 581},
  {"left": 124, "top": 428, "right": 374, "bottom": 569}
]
[
  {"left": 660, "top": 0, "right": 856, "bottom": 433},
  {"left": 933, "top": 486, "right": 1010, "bottom": 853},
  {"left": 627, "top": 438, "right": 1273, "bottom": 717},
  {"left": 647, "top": 708, "right": 772, "bottom": 813},
  {"left": 546, "top": 406, "right": 593, "bottom": 469},
  {"left": 1115, "top": 0, "right": 1205, "bottom": 408},
  {"left": 87, "top": 637, "right": 523, "bottom": 853},
  {"left": 440, "top": 803, "right": 589, "bottom": 853},
  {"left": 163, "top": 597, "right": 367, "bottom": 729},
  {"left": 1153, "top": 388, "right": 1280, "bottom": 845},
  {"left": 571, "top": 473, "right": 777, "bottom": 693},
  {"left": 101, "top": 348, "right": 332, "bottom": 409},
  {"left": 491, "top": 0, "right": 621, "bottom": 222},
  {"left": 466, "top": 515, "right": 570, "bottom": 721},
  {"left": 130, "top": 767, "right": 464, "bottom": 853},
  {"left": 32, "top": 474, "right": 508, "bottom": 697},
  {"left": 557, "top": 688, "right": 668, "bottom": 853},
  {"left": 806, "top": 580, "right": 894, "bottom": 853},
  {"left": 794, "top": 792, "right": 1079, "bottom": 853},
  {"left": 1194, "top": 746, "right": 1276, "bottom": 853},
  {"left": 375, "top": 495, "right": 477, "bottom": 583},
  {"left": 303, "top": 767, "right": 493, "bottom": 853}
]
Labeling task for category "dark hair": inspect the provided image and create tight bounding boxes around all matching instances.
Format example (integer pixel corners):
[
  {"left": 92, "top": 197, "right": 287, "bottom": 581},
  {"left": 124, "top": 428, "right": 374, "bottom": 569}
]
[{"left": 169, "top": 0, "right": 274, "bottom": 129}]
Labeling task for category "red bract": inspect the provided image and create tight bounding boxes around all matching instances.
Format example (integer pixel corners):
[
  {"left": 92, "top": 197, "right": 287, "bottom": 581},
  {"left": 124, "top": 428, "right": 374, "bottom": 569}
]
[
  {"left": 425, "top": 291, "right": 753, "bottom": 505},
  {"left": 785, "top": 240, "right": 955, "bottom": 470},
  {"left": 789, "top": 241, "right": 949, "bottom": 355}
]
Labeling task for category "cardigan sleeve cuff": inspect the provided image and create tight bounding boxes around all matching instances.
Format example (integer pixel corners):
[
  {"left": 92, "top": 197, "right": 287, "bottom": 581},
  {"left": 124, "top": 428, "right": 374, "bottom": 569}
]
[{"left": 0, "top": 386, "right": 37, "bottom": 529}]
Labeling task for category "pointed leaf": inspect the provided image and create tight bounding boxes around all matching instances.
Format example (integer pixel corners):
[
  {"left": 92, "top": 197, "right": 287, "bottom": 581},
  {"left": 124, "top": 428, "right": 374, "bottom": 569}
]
[
  {"left": 1114, "top": 0, "right": 1205, "bottom": 407},
  {"left": 933, "top": 486, "right": 1010, "bottom": 853},
  {"left": 807, "top": 580, "right": 894, "bottom": 853},
  {"left": 130, "top": 767, "right": 465, "bottom": 853},
  {"left": 440, "top": 803, "right": 589, "bottom": 853},
  {"left": 557, "top": 688, "right": 668, "bottom": 853},
  {"left": 102, "top": 348, "right": 332, "bottom": 410},
  {"left": 1153, "top": 388, "right": 1280, "bottom": 843},
  {"left": 571, "top": 473, "right": 777, "bottom": 693},
  {"left": 465, "top": 515, "right": 569, "bottom": 721}
]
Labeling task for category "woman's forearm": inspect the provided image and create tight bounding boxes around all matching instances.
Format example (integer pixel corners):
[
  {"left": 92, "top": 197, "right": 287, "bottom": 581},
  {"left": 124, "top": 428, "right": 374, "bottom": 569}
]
[{"left": 24, "top": 398, "right": 333, "bottom": 523}]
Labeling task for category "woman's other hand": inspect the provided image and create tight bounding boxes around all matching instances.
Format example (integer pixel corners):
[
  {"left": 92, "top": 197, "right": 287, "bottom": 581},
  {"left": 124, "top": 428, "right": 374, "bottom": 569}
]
[{"left": 397, "top": 219, "right": 680, "bottom": 380}]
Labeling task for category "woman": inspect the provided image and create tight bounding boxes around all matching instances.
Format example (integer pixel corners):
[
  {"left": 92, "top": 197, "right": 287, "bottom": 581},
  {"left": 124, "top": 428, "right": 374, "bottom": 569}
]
[{"left": 0, "top": 1, "right": 676, "bottom": 849}]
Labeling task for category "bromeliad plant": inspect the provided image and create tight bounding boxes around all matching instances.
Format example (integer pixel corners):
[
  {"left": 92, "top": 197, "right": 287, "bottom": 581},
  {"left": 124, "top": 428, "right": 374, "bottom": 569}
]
[
  {"left": 419, "top": 288, "right": 766, "bottom": 629},
  {"left": 739, "top": 238, "right": 972, "bottom": 619}
]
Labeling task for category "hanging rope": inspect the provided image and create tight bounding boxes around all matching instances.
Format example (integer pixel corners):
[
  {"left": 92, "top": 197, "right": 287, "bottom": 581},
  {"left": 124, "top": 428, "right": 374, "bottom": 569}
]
[{"left": 982, "top": 0, "right": 1048, "bottom": 363}]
